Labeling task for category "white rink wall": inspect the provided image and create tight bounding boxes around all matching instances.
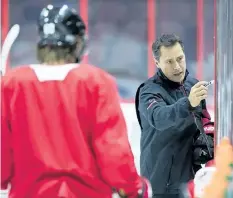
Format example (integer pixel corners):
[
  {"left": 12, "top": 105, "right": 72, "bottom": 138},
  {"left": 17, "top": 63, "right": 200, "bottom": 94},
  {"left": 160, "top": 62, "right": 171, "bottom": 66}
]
[{"left": 121, "top": 103, "right": 141, "bottom": 173}]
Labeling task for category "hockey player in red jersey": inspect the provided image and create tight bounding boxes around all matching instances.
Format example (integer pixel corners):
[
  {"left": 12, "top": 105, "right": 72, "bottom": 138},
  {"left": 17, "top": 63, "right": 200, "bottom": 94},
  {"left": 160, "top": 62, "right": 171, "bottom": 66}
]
[{"left": 1, "top": 5, "right": 151, "bottom": 198}]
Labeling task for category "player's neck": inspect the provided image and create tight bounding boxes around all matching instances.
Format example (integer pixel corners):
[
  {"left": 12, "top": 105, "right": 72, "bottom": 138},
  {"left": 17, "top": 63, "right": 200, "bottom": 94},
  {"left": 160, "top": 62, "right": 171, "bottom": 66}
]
[{"left": 42, "top": 61, "right": 73, "bottom": 66}]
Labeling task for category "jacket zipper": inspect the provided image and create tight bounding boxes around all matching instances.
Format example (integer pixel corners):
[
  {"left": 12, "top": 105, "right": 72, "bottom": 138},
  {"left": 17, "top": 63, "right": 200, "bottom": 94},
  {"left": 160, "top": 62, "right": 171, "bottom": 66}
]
[
  {"left": 181, "top": 85, "right": 188, "bottom": 99},
  {"left": 165, "top": 86, "right": 187, "bottom": 190},
  {"left": 166, "top": 156, "right": 174, "bottom": 190},
  {"left": 181, "top": 85, "right": 197, "bottom": 175}
]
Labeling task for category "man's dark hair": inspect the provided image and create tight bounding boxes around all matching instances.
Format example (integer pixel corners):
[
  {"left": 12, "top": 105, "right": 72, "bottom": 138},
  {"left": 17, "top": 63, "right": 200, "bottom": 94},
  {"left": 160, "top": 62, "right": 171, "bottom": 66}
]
[{"left": 152, "top": 34, "right": 184, "bottom": 61}]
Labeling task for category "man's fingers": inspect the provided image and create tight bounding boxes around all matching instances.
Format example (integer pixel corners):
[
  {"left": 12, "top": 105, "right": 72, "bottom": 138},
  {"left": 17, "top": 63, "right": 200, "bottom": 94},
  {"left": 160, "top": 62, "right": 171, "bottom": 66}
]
[
  {"left": 199, "top": 95, "right": 208, "bottom": 100},
  {"left": 194, "top": 81, "right": 208, "bottom": 88},
  {"left": 193, "top": 86, "right": 208, "bottom": 93},
  {"left": 196, "top": 90, "right": 208, "bottom": 97}
]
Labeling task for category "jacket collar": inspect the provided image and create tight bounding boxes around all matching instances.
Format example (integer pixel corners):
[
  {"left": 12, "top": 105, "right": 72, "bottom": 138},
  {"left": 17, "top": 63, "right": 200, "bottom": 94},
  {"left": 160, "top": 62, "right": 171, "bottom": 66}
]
[{"left": 156, "top": 68, "right": 189, "bottom": 88}]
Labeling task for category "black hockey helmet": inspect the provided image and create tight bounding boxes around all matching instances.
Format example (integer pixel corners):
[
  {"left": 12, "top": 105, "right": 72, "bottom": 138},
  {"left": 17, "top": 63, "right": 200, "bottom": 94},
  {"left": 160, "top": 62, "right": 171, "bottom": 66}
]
[{"left": 38, "top": 4, "right": 86, "bottom": 48}]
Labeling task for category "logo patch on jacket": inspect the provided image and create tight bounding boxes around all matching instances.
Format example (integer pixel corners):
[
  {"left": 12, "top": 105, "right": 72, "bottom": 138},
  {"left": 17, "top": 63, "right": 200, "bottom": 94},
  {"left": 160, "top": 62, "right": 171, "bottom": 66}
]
[{"left": 147, "top": 99, "right": 157, "bottom": 110}]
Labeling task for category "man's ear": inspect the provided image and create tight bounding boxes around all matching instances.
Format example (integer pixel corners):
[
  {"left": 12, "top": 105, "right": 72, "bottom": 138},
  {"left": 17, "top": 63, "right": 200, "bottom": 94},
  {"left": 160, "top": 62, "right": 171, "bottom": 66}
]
[
  {"left": 153, "top": 56, "right": 160, "bottom": 68},
  {"left": 155, "top": 60, "right": 160, "bottom": 68}
]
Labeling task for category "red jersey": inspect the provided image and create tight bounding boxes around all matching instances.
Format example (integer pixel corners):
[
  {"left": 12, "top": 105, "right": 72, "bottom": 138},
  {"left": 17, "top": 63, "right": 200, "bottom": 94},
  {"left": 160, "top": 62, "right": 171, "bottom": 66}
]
[{"left": 1, "top": 64, "right": 142, "bottom": 198}]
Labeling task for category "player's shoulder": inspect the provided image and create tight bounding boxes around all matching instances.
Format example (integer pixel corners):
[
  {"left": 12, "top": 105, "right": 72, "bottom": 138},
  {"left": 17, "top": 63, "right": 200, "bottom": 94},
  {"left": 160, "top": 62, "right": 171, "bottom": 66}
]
[
  {"left": 3, "top": 65, "right": 31, "bottom": 77},
  {"left": 76, "top": 63, "right": 115, "bottom": 85},
  {"left": 1, "top": 65, "right": 32, "bottom": 87}
]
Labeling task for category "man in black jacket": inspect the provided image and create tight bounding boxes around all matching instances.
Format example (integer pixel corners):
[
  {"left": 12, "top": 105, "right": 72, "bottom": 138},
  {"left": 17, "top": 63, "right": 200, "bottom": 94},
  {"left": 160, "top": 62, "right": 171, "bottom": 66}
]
[{"left": 135, "top": 34, "right": 214, "bottom": 198}]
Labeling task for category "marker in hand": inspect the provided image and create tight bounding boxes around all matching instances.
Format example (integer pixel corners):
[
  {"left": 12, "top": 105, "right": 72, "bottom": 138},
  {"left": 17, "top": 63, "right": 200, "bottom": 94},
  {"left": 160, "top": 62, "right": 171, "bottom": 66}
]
[{"left": 204, "top": 80, "right": 214, "bottom": 88}]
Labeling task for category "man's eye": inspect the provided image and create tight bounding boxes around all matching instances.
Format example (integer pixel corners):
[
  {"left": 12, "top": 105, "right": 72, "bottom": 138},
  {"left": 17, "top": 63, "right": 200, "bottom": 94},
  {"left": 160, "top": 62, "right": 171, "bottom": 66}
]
[
  {"left": 167, "top": 60, "right": 172, "bottom": 64},
  {"left": 177, "top": 57, "right": 183, "bottom": 62}
]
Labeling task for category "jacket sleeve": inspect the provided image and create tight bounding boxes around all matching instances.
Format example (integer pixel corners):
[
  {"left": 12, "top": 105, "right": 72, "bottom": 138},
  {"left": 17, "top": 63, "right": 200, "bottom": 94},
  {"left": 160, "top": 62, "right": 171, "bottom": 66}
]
[
  {"left": 138, "top": 85, "right": 195, "bottom": 138},
  {"left": 91, "top": 73, "right": 142, "bottom": 196},
  {"left": 1, "top": 79, "right": 14, "bottom": 190}
]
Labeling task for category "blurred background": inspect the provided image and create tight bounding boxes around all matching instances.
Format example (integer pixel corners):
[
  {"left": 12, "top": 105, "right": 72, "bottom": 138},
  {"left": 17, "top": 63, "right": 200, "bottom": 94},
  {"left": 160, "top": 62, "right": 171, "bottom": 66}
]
[
  {"left": 1, "top": 0, "right": 215, "bottom": 105},
  {"left": 1, "top": 0, "right": 218, "bottom": 175}
]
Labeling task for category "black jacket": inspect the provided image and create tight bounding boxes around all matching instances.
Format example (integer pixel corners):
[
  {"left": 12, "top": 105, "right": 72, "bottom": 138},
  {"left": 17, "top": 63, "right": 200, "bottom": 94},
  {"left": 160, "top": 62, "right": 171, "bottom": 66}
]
[{"left": 135, "top": 69, "right": 211, "bottom": 195}]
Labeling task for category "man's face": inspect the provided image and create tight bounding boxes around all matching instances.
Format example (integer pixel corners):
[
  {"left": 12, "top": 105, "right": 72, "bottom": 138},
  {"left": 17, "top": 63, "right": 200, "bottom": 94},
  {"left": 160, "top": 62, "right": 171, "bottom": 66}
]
[{"left": 156, "top": 42, "right": 186, "bottom": 83}]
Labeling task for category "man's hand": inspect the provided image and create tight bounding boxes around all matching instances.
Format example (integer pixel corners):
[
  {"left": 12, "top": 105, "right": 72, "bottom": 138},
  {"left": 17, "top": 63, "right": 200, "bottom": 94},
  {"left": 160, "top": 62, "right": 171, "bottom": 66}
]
[{"left": 188, "top": 81, "right": 208, "bottom": 107}]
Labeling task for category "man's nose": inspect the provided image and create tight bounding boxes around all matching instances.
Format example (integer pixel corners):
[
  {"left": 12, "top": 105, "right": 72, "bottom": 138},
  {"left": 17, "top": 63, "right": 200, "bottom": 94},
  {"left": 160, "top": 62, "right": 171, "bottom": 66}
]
[{"left": 174, "top": 62, "right": 181, "bottom": 70}]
